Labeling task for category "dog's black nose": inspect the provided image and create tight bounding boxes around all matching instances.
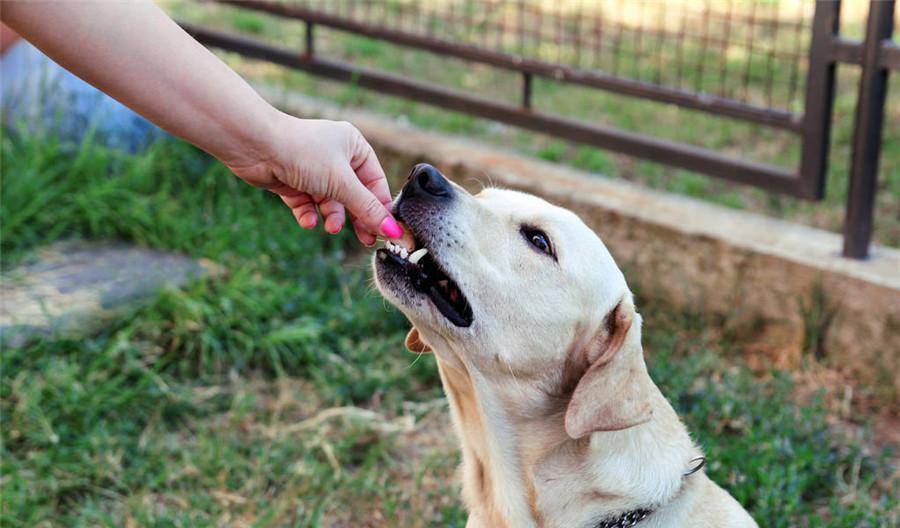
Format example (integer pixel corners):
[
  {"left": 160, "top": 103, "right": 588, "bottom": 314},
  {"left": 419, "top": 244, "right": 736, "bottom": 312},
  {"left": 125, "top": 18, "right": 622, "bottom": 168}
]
[{"left": 407, "top": 163, "right": 451, "bottom": 198}]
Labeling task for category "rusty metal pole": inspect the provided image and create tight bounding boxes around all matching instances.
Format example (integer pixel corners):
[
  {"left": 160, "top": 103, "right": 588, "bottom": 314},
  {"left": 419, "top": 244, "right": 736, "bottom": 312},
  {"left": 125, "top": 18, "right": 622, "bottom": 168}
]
[
  {"left": 798, "top": 0, "right": 841, "bottom": 201},
  {"left": 842, "top": 0, "right": 895, "bottom": 259}
]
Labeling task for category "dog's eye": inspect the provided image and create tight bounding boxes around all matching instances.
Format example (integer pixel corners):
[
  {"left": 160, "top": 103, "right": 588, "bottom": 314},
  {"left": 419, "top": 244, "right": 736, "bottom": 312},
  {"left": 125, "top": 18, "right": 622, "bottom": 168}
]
[{"left": 522, "top": 227, "right": 554, "bottom": 257}]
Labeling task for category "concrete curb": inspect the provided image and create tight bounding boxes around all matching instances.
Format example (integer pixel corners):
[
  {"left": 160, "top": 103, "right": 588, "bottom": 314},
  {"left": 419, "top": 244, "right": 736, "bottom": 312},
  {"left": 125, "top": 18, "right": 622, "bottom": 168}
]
[{"left": 261, "top": 86, "right": 900, "bottom": 401}]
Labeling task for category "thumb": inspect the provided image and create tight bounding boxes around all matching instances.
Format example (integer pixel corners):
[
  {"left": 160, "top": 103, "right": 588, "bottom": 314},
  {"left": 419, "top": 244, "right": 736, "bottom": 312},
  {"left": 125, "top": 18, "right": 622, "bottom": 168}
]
[{"left": 335, "top": 166, "right": 403, "bottom": 239}]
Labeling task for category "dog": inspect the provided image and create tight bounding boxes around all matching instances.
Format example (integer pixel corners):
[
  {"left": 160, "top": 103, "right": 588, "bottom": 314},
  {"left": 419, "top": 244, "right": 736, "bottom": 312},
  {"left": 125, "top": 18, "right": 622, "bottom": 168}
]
[{"left": 373, "top": 164, "right": 758, "bottom": 528}]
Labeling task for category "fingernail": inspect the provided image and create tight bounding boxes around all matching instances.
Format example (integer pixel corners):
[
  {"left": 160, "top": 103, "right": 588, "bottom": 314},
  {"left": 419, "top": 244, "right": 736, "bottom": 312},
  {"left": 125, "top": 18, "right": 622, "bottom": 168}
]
[
  {"left": 300, "top": 213, "right": 317, "bottom": 229},
  {"left": 380, "top": 217, "right": 403, "bottom": 238},
  {"left": 325, "top": 218, "right": 343, "bottom": 234}
]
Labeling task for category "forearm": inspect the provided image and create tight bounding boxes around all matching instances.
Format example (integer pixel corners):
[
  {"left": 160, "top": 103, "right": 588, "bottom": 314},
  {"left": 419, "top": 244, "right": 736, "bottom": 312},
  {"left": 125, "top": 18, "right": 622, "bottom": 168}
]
[
  {"left": 3, "top": 1, "right": 399, "bottom": 241},
  {"left": 1, "top": 0, "right": 278, "bottom": 165}
]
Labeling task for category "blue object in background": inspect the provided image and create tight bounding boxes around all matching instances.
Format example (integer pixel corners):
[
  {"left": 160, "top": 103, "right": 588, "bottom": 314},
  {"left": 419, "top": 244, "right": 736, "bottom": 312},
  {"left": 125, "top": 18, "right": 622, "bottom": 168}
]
[{"left": 1, "top": 40, "right": 165, "bottom": 151}]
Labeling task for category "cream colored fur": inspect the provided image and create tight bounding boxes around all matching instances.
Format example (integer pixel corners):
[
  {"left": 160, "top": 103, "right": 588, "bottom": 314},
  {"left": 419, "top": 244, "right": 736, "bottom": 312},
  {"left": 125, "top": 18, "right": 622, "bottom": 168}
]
[{"left": 375, "top": 185, "right": 757, "bottom": 528}]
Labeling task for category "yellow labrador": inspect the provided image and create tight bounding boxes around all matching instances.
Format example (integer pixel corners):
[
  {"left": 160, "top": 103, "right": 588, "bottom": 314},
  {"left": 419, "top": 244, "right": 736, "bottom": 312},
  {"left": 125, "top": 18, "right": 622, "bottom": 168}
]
[{"left": 373, "top": 164, "right": 757, "bottom": 528}]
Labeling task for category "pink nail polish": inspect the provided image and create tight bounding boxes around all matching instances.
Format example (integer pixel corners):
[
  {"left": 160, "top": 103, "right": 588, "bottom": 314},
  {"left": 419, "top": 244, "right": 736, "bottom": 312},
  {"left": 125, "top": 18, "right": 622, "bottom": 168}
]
[{"left": 380, "top": 217, "right": 403, "bottom": 238}]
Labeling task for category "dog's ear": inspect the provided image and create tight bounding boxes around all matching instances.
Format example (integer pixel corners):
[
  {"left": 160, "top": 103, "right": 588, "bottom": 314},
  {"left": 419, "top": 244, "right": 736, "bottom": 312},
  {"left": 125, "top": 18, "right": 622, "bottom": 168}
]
[
  {"left": 564, "top": 295, "right": 653, "bottom": 439},
  {"left": 405, "top": 327, "right": 432, "bottom": 354}
]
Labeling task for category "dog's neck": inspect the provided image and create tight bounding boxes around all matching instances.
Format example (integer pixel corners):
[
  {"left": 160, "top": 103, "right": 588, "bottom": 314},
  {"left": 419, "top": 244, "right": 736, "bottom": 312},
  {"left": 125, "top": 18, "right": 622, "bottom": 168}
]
[{"left": 435, "top": 350, "right": 698, "bottom": 528}]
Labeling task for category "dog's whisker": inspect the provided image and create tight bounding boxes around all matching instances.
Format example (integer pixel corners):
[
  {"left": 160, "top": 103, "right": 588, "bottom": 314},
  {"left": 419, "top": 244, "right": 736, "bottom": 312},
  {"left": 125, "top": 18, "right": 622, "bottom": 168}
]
[
  {"left": 407, "top": 351, "right": 426, "bottom": 369},
  {"left": 464, "top": 174, "right": 491, "bottom": 193},
  {"left": 484, "top": 171, "right": 496, "bottom": 190}
]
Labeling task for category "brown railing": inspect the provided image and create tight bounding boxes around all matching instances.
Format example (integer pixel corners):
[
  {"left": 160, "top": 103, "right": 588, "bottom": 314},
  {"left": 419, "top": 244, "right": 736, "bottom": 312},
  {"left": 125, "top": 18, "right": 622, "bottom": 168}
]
[{"left": 179, "top": 0, "right": 897, "bottom": 259}]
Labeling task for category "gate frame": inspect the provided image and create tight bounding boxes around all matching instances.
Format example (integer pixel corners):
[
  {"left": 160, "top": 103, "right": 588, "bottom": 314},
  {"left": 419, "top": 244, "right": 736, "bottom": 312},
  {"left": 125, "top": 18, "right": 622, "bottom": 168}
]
[{"left": 842, "top": 0, "right": 896, "bottom": 258}]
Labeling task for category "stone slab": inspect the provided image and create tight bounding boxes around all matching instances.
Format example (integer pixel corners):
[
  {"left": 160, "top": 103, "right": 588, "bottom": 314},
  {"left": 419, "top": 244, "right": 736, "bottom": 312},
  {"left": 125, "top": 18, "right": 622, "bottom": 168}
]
[{"left": 1, "top": 241, "right": 221, "bottom": 346}]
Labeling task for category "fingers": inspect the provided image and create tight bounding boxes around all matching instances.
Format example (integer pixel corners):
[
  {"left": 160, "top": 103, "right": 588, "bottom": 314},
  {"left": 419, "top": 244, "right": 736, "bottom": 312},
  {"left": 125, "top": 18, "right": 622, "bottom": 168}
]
[
  {"left": 352, "top": 140, "right": 393, "bottom": 208},
  {"left": 345, "top": 127, "right": 402, "bottom": 239},
  {"left": 335, "top": 164, "right": 402, "bottom": 238},
  {"left": 277, "top": 190, "right": 346, "bottom": 236},
  {"left": 269, "top": 121, "right": 400, "bottom": 243},
  {"left": 279, "top": 187, "right": 370, "bottom": 242},
  {"left": 315, "top": 196, "right": 346, "bottom": 234},
  {"left": 280, "top": 192, "right": 319, "bottom": 229},
  {"left": 349, "top": 213, "right": 377, "bottom": 246}
]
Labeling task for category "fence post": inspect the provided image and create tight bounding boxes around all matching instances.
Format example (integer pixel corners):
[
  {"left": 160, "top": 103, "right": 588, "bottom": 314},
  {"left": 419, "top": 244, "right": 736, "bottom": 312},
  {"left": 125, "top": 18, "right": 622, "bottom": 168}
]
[
  {"left": 842, "top": 0, "right": 895, "bottom": 259},
  {"left": 305, "top": 20, "right": 315, "bottom": 57},
  {"left": 521, "top": 72, "right": 533, "bottom": 110},
  {"left": 798, "top": 0, "right": 841, "bottom": 201}
]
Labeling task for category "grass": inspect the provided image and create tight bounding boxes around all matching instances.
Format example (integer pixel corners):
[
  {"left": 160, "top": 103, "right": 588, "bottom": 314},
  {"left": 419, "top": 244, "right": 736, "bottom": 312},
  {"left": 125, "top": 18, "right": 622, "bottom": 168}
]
[
  {"left": 165, "top": 0, "right": 900, "bottom": 248},
  {"left": 1, "top": 123, "right": 897, "bottom": 526}
]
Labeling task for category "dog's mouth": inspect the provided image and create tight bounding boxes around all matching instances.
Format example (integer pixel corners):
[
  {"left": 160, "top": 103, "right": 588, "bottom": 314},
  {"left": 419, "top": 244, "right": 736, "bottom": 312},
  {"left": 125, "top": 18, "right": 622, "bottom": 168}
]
[{"left": 375, "top": 225, "right": 473, "bottom": 328}]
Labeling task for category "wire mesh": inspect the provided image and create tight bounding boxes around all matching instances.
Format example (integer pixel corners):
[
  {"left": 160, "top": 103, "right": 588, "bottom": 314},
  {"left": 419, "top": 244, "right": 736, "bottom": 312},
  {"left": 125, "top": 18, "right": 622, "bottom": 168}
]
[{"left": 279, "top": 0, "right": 814, "bottom": 112}]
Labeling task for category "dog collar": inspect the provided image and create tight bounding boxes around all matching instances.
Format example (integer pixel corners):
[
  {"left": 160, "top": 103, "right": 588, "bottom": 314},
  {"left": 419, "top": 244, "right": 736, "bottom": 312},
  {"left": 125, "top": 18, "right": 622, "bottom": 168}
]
[
  {"left": 592, "top": 457, "right": 707, "bottom": 528},
  {"left": 593, "top": 508, "right": 652, "bottom": 528}
]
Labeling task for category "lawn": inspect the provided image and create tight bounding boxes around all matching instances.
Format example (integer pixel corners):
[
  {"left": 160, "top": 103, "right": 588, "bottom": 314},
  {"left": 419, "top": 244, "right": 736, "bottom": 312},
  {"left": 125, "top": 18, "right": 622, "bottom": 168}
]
[
  {"left": 165, "top": 0, "right": 900, "bottom": 249},
  {"left": 1, "top": 124, "right": 897, "bottom": 525}
]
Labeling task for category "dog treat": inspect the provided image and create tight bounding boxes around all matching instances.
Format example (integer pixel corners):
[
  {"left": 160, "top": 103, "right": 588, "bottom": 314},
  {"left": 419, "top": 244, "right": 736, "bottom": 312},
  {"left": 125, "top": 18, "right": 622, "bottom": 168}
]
[{"left": 390, "top": 224, "right": 416, "bottom": 252}]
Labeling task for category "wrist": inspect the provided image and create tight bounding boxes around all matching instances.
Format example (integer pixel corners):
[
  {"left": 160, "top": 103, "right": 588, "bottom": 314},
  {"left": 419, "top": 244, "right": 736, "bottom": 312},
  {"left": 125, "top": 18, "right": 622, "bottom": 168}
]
[{"left": 215, "top": 101, "right": 285, "bottom": 172}]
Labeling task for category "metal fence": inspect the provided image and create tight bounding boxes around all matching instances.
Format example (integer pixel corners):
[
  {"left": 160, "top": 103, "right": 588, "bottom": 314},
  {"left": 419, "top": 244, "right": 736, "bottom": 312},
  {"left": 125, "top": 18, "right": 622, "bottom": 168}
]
[{"left": 180, "top": 0, "right": 898, "bottom": 259}]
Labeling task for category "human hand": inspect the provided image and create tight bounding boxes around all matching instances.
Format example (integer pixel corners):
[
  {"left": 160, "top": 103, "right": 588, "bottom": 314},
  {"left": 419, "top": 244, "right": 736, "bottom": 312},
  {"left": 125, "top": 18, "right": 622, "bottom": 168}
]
[
  {"left": 1, "top": 3, "right": 402, "bottom": 246},
  {"left": 226, "top": 113, "right": 402, "bottom": 245}
]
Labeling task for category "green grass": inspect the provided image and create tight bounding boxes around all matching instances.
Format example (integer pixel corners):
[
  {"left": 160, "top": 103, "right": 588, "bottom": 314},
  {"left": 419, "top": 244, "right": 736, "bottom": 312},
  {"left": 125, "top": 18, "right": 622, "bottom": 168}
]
[
  {"left": 2, "top": 126, "right": 897, "bottom": 526},
  {"left": 165, "top": 0, "right": 900, "bottom": 248}
]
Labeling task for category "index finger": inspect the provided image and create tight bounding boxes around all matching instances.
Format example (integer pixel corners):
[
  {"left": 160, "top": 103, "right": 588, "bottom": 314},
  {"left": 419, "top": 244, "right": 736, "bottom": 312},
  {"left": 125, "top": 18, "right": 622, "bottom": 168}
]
[{"left": 352, "top": 141, "right": 393, "bottom": 208}]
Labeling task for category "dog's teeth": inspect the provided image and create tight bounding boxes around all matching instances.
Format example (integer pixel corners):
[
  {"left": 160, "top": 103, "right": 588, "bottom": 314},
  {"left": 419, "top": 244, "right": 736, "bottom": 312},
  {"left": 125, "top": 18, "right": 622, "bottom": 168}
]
[
  {"left": 400, "top": 248, "right": 409, "bottom": 259},
  {"left": 408, "top": 248, "right": 428, "bottom": 265}
]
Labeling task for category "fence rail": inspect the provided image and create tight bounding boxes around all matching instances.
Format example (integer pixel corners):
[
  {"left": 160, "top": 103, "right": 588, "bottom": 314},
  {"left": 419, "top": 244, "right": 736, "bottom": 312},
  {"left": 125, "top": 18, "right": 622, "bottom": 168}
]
[{"left": 179, "top": 0, "right": 897, "bottom": 259}]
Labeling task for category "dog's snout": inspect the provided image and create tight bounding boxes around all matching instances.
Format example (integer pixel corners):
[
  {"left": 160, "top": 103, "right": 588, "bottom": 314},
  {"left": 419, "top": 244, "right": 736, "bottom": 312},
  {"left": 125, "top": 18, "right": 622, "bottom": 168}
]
[{"left": 406, "top": 163, "right": 452, "bottom": 199}]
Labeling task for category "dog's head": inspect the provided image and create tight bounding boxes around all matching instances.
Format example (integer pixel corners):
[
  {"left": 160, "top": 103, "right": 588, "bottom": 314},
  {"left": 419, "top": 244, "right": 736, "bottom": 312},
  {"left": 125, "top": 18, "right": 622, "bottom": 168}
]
[{"left": 374, "top": 164, "right": 652, "bottom": 438}]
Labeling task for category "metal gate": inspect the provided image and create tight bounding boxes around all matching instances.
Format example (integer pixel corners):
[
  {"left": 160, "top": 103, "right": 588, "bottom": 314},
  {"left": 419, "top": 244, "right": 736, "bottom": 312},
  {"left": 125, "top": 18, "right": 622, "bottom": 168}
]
[{"left": 178, "top": 0, "right": 897, "bottom": 259}]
